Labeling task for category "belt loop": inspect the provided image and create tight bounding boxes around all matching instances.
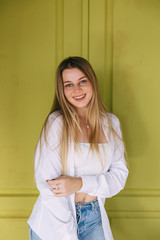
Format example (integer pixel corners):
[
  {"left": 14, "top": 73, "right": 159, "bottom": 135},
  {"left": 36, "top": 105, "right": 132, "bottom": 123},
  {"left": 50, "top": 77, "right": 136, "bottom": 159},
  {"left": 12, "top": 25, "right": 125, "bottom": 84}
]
[{"left": 91, "top": 201, "right": 95, "bottom": 212}]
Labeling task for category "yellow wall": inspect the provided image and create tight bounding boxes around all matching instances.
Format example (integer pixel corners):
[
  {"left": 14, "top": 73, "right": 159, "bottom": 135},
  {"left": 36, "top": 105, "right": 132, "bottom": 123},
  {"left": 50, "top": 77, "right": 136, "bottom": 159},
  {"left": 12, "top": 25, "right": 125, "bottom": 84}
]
[{"left": 0, "top": 0, "right": 160, "bottom": 239}]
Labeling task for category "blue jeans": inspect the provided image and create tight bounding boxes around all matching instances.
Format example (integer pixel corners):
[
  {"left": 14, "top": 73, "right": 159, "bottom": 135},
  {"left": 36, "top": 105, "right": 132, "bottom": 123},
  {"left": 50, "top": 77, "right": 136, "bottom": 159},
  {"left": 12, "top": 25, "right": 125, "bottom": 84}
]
[
  {"left": 75, "top": 199, "right": 105, "bottom": 240},
  {"left": 28, "top": 200, "right": 105, "bottom": 240}
]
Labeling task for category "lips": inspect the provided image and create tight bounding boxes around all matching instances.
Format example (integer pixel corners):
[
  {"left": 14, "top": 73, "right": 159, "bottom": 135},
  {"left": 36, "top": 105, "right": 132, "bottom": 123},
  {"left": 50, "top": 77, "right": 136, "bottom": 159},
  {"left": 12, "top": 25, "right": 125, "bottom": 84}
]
[{"left": 73, "top": 94, "right": 86, "bottom": 100}]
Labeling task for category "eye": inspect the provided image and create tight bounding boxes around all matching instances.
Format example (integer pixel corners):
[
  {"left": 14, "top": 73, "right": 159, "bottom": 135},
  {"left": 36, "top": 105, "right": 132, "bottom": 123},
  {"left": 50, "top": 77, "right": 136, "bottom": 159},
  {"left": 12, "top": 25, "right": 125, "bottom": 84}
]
[
  {"left": 80, "top": 79, "right": 87, "bottom": 84},
  {"left": 65, "top": 83, "right": 72, "bottom": 88}
]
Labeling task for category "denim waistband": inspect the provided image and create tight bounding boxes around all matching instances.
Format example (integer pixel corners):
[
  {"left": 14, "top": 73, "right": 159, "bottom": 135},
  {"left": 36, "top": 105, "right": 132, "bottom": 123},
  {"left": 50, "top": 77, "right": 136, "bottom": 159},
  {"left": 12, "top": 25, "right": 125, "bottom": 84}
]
[{"left": 75, "top": 199, "right": 99, "bottom": 210}]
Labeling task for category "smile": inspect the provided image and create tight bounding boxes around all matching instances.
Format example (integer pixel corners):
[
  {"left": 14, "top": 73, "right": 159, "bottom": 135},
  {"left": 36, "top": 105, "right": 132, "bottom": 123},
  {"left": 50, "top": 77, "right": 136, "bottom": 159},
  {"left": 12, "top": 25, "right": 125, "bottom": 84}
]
[{"left": 73, "top": 94, "right": 86, "bottom": 100}]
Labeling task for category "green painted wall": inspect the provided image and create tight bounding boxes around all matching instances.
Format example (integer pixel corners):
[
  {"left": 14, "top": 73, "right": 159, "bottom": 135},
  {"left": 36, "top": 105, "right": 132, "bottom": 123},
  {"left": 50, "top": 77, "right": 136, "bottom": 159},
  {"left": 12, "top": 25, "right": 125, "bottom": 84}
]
[{"left": 0, "top": 0, "right": 160, "bottom": 239}]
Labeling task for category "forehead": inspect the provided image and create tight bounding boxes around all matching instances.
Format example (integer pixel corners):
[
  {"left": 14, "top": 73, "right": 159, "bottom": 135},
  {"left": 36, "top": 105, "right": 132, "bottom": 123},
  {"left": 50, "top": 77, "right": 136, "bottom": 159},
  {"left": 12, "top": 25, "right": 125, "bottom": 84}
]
[{"left": 62, "top": 68, "right": 85, "bottom": 82}]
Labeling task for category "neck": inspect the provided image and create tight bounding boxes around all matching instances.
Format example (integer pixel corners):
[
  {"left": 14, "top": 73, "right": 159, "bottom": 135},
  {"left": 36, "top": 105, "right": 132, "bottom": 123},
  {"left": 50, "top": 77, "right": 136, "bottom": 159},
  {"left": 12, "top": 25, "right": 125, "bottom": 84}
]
[
  {"left": 76, "top": 107, "right": 88, "bottom": 119},
  {"left": 75, "top": 108, "right": 90, "bottom": 129}
]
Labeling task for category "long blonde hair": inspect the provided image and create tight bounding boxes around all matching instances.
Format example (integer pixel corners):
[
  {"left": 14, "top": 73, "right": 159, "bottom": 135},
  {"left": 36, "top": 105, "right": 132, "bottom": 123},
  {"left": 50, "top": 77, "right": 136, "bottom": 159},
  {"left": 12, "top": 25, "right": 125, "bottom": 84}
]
[{"left": 37, "top": 56, "right": 126, "bottom": 175}]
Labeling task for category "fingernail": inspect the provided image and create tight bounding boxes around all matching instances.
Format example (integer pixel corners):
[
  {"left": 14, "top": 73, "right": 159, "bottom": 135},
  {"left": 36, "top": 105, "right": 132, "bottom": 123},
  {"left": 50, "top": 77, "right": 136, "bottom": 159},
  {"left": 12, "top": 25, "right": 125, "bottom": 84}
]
[{"left": 46, "top": 180, "right": 48, "bottom": 182}]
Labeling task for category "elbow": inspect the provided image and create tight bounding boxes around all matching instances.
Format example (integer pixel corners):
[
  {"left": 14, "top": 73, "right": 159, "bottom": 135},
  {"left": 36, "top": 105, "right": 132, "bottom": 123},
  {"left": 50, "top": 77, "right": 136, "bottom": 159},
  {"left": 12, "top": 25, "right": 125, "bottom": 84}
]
[{"left": 113, "top": 168, "right": 129, "bottom": 196}]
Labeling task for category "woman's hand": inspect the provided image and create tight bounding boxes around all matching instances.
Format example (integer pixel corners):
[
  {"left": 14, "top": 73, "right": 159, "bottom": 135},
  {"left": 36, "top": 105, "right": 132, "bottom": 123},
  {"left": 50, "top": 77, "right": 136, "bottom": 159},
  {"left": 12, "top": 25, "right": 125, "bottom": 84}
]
[{"left": 46, "top": 175, "right": 83, "bottom": 197}]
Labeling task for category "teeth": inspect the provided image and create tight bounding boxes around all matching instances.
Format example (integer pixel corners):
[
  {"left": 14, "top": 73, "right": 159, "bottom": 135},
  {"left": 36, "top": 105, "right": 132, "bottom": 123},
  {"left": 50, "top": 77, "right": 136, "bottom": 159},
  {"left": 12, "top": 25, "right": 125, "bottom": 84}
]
[{"left": 73, "top": 94, "right": 86, "bottom": 99}]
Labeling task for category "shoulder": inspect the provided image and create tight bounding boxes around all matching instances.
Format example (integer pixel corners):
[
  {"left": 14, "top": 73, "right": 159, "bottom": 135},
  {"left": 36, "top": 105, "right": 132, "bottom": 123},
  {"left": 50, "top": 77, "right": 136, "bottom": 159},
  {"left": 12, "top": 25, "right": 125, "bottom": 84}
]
[
  {"left": 107, "top": 113, "right": 123, "bottom": 139},
  {"left": 101, "top": 112, "right": 122, "bottom": 139},
  {"left": 48, "top": 110, "right": 63, "bottom": 126},
  {"left": 45, "top": 110, "right": 63, "bottom": 135},
  {"left": 102, "top": 112, "right": 120, "bottom": 128},
  {"left": 107, "top": 112, "right": 120, "bottom": 126}
]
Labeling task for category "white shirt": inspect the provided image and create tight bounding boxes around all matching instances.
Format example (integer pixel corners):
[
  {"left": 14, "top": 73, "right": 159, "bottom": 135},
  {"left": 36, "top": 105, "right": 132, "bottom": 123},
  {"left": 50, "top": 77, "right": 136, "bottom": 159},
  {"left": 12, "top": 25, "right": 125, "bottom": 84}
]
[
  {"left": 74, "top": 143, "right": 108, "bottom": 177},
  {"left": 27, "top": 110, "right": 129, "bottom": 240}
]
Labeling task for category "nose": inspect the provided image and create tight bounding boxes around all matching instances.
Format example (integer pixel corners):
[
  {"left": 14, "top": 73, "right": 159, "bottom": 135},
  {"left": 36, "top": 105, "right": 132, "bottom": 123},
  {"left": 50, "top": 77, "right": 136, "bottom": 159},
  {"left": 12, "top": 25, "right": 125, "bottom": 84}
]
[{"left": 74, "top": 84, "right": 82, "bottom": 93}]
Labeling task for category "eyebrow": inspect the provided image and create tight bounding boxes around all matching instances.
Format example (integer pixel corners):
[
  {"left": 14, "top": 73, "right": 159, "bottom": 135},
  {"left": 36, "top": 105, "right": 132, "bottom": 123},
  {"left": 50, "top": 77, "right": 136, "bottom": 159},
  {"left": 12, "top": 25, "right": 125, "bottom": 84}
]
[{"left": 63, "top": 76, "right": 87, "bottom": 84}]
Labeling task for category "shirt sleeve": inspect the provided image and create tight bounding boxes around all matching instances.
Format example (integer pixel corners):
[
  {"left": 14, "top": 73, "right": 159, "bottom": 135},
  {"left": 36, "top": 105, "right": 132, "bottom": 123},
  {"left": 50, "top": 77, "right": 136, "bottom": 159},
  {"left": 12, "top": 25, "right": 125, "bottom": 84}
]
[
  {"left": 77, "top": 115, "right": 129, "bottom": 198},
  {"left": 34, "top": 113, "right": 78, "bottom": 240}
]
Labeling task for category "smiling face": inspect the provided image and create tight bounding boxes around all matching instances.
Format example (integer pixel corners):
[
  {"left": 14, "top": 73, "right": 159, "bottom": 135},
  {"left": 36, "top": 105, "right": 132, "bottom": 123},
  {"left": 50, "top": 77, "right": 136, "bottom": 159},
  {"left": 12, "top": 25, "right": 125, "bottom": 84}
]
[{"left": 62, "top": 68, "right": 93, "bottom": 112}]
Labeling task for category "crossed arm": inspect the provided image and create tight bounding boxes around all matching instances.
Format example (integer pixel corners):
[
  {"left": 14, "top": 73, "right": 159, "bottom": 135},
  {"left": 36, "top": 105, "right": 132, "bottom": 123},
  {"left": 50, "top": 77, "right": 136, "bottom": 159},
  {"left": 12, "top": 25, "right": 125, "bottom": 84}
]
[
  {"left": 46, "top": 175, "right": 83, "bottom": 197},
  {"left": 45, "top": 114, "right": 128, "bottom": 199}
]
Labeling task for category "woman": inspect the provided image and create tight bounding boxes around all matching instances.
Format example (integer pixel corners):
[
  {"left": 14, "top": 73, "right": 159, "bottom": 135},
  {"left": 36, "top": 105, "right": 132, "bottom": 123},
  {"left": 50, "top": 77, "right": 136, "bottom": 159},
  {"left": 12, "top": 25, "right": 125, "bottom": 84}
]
[{"left": 27, "top": 56, "right": 129, "bottom": 240}]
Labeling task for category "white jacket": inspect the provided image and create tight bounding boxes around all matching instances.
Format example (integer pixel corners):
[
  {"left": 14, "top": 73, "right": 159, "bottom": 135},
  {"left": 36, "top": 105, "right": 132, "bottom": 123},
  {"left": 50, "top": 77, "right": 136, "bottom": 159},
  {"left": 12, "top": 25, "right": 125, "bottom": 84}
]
[{"left": 27, "top": 111, "right": 129, "bottom": 240}]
